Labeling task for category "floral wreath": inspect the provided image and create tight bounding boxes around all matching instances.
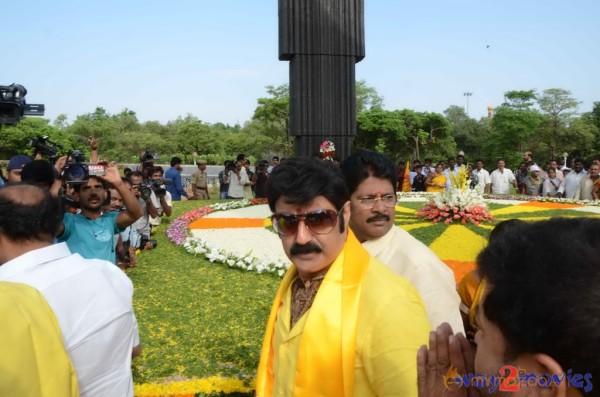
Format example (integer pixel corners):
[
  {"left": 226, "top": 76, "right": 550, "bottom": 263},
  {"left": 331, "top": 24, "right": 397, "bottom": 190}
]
[{"left": 320, "top": 140, "right": 336, "bottom": 161}]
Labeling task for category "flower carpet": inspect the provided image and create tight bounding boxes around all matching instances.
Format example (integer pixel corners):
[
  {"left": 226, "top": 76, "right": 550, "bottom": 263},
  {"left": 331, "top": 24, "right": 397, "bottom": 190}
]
[{"left": 131, "top": 196, "right": 600, "bottom": 396}]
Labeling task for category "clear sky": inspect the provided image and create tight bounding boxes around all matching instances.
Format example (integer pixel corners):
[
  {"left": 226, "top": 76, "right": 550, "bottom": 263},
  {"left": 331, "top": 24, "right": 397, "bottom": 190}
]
[{"left": 3, "top": 0, "right": 599, "bottom": 125}]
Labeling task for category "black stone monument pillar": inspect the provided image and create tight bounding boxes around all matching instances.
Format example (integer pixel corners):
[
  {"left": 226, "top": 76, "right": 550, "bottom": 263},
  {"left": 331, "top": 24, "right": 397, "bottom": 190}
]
[{"left": 279, "top": 0, "right": 365, "bottom": 159}]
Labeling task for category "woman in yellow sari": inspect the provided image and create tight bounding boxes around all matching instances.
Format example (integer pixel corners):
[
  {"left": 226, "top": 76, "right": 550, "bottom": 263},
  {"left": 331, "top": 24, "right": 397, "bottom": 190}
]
[{"left": 425, "top": 163, "right": 446, "bottom": 192}]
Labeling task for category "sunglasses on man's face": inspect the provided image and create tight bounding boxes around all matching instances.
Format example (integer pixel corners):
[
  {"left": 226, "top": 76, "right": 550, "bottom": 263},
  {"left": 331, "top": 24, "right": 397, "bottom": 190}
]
[{"left": 271, "top": 209, "right": 340, "bottom": 236}]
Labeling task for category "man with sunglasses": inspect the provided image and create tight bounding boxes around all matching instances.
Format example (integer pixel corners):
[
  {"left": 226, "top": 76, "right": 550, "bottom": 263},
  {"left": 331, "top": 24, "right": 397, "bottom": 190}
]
[
  {"left": 340, "top": 150, "right": 464, "bottom": 334},
  {"left": 256, "top": 157, "right": 429, "bottom": 397}
]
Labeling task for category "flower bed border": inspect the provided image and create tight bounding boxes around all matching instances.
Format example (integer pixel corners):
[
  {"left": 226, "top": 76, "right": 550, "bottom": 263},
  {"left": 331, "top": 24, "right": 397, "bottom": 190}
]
[
  {"left": 396, "top": 191, "right": 600, "bottom": 206},
  {"left": 166, "top": 198, "right": 289, "bottom": 277}
]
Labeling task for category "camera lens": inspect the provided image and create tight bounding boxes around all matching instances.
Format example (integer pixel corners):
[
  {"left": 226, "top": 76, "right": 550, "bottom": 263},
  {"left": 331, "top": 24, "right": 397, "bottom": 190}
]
[{"left": 67, "top": 164, "right": 86, "bottom": 181}]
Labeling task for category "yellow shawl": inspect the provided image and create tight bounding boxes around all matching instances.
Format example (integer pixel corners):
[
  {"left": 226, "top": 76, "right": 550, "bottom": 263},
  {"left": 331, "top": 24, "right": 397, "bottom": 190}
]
[{"left": 255, "top": 230, "right": 369, "bottom": 397}]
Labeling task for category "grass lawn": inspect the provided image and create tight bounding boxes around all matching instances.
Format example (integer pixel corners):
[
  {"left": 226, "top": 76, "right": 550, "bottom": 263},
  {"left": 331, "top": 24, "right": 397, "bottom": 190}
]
[{"left": 129, "top": 199, "right": 279, "bottom": 386}]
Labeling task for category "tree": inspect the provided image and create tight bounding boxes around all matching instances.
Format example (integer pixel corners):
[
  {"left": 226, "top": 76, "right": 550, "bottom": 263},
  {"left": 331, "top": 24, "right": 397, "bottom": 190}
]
[
  {"left": 356, "top": 79, "right": 384, "bottom": 113},
  {"left": 419, "top": 112, "right": 455, "bottom": 161},
  {"left": 67, "top": 107, "right": 120, "bottom": 159},
  {"left": 443, "top": 105, "right": 490, "bottom": 160},
  {"left": 490, "top": 90, "right": 544, "bottom": 159},
  {"left": 0, "top": 118, "right": 76, "bottom": 159},
  {"left": 537, "top": 88, "right": 581, "bottom": 159},
  {"left": 355, "top": 109, "right": 407, "bottom": 160},
  {"left": 252, "top": 84, "right": 290, "bottom": 156}
]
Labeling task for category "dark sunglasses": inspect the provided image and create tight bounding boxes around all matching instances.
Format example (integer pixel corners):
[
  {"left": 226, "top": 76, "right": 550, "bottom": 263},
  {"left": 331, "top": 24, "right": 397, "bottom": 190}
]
[{"left": 271, "top": 209, "right": 341, "bottom": 236}]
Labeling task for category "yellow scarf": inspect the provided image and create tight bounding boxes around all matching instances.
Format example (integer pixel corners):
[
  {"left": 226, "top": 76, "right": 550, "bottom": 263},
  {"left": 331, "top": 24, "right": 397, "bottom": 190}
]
[{"left": 255, "top": 230, "right": 369, "bottom": 397}]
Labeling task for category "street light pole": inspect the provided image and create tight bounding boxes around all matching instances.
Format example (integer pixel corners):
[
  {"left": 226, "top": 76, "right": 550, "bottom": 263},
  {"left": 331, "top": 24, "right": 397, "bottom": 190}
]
[{"left": 463, "top": 92, "right": 473, "bottom": 115}]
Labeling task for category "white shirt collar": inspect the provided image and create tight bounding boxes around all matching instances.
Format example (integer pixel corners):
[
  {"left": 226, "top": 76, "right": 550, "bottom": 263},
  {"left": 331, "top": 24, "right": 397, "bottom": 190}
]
[{"left": 0, "top": 243, "right": 72, "bottom": 280}]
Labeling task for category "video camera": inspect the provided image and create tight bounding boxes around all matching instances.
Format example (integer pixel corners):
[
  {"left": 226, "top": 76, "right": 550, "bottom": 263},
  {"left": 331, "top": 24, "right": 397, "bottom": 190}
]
[
  {"left": 137, "top": 179, "right": 172, "bottom": 200},
  {"left": 140, "top": 150, "right": 154, "bottom": 166},
  {"left": 257, "top": 159, "right": 269, "bottom": 172},
  {"left": 0, "top": 84, "right": 45, "bottom": 125},
  {"left": 62, "top": 150, "right": 106, "bottom": 184},
  {"left": 29, "top": 135, "right": 64, "bottom": 161}
]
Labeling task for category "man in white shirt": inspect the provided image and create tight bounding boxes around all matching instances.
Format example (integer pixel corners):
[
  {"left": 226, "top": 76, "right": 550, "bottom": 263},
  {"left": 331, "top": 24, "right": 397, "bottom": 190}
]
[
  {"left": 340, "top": 150, "right": 464, "bottom": 333},
  {"left": 559, "top": 159, "right": 588, "bottom": 199},
  {"left": 473, "top": 159, "right": 491, "bottom": 193},
  {"left": 226, "top": 161, "right": 250, "bottom": 199},
  {"left": 575, "top": 163, "right": 599, "bottom": 200},
  {"left": 0, "top": 185, "right": 140, "bottom": 397},
  {"left": 490, "top": 159, "right": 518, "bottom": 194}
]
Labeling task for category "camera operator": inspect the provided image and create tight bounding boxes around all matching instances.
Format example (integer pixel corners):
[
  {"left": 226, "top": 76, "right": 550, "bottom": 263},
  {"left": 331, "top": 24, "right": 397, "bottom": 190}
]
[
  {"left": 56, "top": 162, "right": 142, "bottom": 264},
  {"left": 149, "top": 166, "right": 172, "bottom": 230},
  {"left": 129, "top": 171, "right": 159, "bottom": 250},
  {"left": 138, "top": 150, "right": 155, "bottom": 180},
  {"left": 254, "top": 160, "right": 270, "bottom": 198}
]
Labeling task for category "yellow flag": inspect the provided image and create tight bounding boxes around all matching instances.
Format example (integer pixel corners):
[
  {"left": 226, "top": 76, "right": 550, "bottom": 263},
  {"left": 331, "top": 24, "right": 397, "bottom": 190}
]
[{"left": 402, "top": 160, "right": 412, "bottom": 192}]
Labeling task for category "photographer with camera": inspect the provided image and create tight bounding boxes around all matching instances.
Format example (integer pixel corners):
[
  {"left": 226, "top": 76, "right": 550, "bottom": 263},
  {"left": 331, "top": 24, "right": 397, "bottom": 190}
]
[
  {"left": 254, "top": 159, "right": 270, "bottom": 199},
  {"left": 129, "top": 171, "right": 159, "bottom": 251},
  {"left": 56, "top": 162, "right": 142, "bottom": 264},
  {"left": 149, "top": 166, "right": 172, "bottom": 230}
]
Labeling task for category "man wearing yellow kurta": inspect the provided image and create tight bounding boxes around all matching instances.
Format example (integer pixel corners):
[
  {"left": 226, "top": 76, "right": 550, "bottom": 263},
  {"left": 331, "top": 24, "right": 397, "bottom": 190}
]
[
  {"left": 0, "top": 282, "right": 79, "bottom": 397},
  {"left": 256, "top": 157, "right": 430, "bottom": 397}
]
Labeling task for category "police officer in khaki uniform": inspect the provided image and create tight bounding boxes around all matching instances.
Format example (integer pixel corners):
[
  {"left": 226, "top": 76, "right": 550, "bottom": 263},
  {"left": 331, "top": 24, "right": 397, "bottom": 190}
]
[{"left": 191, "top": 160, "right": 210, "bottom": 200}]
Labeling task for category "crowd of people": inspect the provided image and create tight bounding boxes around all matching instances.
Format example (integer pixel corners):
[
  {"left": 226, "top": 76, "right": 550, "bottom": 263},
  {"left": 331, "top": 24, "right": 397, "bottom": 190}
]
[
  {"left": 396, "top": 152, "right": 600, "bottom": 200},
  {"left": 1, "top": 142, "right": 598, "bottom": 396}
]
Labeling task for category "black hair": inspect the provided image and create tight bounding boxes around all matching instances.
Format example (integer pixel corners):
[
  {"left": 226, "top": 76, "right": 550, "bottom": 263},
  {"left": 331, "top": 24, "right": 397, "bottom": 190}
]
[
  {"left": 272, "top": 156, "right": 279, "bottom": 161},
  {"left": 478, "top": 218, "right": 600, "bottom": 393},
  {"left": 475, "top": 159, "right": 484, "bottom": 164},
  {"left": 72, "top": 177, "right": 108, "bottom": 193},
  {"left": 447, "top": 157, "right": 456, "bottom": 162},
  {"left": 21, "top": 160, "right": 56, "bottom": 189},
  {"left": 236, "top": 154, "right": 246, "bottom": 161},
  {"left": 129, "top": 170, "right": 144, "bottom": 180},
  {"left": 456, "top": 155, "right": 464, "bottom": 159},
  {"left": 267, "top": 157, "right": 349, "bottom": 213},
  {"left": 487, "top": 219, "right": 526, "bottom": 244},
  {"left": 339, "top": 150, "right": 397, "bottom": 195},
  {"left": 424, "top": 158, "right": 432, "bottom": 163},
  {"left": 170, "top": 157, "right": 182, "bottom": 167},
  {"left": 0, "top": 185, "right": 62, "bottom": 242},
  {"left": 153, "top": 166, "right": 164, "bottom": 176}
]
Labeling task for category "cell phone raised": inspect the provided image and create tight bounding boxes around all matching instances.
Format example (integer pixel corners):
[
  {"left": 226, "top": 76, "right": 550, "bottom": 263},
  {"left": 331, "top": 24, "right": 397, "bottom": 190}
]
[{"left": 88, "top": 164, "right": 105, "bottom": 177}]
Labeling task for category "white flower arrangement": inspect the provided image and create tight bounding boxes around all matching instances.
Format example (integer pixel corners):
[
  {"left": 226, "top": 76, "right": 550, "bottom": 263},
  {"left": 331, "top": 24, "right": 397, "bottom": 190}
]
[
  {"left": 432, "top": 186, "right": 487, "bottom": 211},
  {"left": 183, "top": 236, "right": 289, "bottom": 276}
]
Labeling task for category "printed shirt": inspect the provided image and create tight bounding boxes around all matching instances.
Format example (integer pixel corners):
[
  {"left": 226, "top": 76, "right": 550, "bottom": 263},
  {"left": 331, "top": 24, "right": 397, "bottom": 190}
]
[{"left": 59, "top": 211, "right": 123, "bottom": 264}]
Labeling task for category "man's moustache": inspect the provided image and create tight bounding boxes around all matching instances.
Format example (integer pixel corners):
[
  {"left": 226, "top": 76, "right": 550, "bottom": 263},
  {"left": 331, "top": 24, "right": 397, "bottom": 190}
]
[
  {"left": 291, "top": 243, "right": 322, "bottom": 256},
  {"left": 367, "top": 214, "right": 390, "bottom": 223}
]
